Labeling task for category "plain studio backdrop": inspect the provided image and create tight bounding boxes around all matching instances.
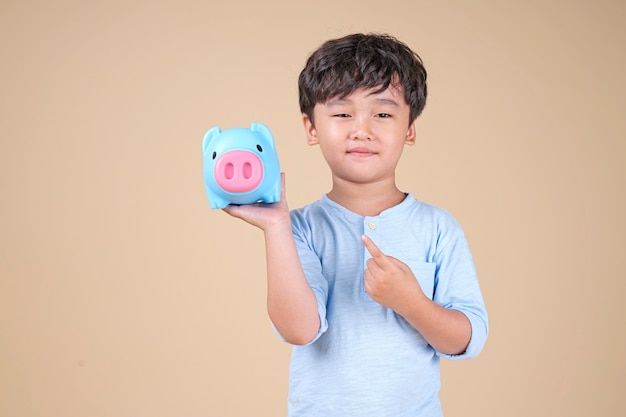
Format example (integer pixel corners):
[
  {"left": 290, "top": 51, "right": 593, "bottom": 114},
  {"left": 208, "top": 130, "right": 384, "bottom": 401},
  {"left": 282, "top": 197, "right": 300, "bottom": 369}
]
[{"left": 1, "top": 1, "right": 624, "bottom": 416}]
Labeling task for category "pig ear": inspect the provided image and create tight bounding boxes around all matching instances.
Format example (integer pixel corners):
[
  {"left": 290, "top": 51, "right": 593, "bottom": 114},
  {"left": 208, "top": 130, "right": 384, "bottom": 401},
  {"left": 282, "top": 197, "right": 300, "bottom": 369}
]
[
  {"left": 202, "top": 126, "right": 221, "bottom": 152},
  {"left": 250, "top": 122, "right": 275, "bottom": 149}
]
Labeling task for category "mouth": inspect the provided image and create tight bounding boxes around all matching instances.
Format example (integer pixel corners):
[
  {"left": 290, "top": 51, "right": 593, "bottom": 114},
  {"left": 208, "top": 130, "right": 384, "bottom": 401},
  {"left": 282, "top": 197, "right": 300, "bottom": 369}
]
[{"left": 347, "top": 147, "right": 376, "bottom": 158}]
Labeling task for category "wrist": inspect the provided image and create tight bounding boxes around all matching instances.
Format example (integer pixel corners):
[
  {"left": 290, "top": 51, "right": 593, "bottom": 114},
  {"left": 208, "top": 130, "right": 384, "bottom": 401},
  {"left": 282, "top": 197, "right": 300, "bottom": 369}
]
[
  {"left": 263, "top": 214, "right": 292, "bottom": 235},
  {"left": 394, "top": 282, "right": 429, "bottom": 320}
]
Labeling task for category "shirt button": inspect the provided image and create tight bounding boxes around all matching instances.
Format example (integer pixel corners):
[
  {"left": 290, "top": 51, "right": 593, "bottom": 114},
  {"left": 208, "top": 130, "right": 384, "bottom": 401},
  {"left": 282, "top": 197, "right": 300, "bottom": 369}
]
[{"left": 368, "top": 222, "right": 377, "bottom": 230}]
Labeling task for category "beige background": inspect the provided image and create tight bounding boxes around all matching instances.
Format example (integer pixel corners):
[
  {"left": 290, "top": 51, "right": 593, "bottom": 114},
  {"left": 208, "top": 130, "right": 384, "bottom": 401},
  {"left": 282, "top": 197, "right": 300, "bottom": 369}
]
[{"left": 1, "top": 0, "right": 624, "bottom": 416}]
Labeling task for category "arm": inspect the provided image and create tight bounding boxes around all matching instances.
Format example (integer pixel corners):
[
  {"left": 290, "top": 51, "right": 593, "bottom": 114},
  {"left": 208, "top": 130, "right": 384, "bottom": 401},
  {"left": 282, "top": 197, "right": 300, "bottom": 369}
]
[
  {"left": 223, "top": 174, "right": 320, "bottom": 345},
  {"left": 361, "top": 235, "right": 471, "bottom": 355}
]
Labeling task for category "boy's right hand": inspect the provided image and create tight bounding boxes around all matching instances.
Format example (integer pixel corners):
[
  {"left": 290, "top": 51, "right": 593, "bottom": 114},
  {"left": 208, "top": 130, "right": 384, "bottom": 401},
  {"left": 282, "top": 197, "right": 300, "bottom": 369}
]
[{"left": 222, "top": 172, "right": 290, "bottom": 231}]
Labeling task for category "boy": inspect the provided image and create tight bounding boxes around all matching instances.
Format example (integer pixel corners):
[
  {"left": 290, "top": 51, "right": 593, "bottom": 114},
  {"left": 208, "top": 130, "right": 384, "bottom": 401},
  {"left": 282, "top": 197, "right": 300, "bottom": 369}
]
[{"left": 224, "top": 33, "right": 488, "bottom": 416}]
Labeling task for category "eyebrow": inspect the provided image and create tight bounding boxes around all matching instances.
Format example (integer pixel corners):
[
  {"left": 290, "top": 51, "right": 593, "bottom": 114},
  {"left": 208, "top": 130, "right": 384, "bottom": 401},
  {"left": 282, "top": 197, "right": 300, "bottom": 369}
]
[
  {"left": 325, "top": 98, "right": 349, "bottom": 106},
  {"left": 324, "top": 97, "right": 400, "bottom": 107},
  {"left": 373, "top": 98, "right": 400, "bottom": 106}
]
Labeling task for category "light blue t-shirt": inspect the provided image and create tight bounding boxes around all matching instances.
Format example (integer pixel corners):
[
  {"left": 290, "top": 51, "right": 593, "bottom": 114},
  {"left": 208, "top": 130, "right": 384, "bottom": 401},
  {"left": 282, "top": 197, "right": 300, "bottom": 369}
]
[{"left": 282, "top": 194, "right": 488, "bottom": 417}]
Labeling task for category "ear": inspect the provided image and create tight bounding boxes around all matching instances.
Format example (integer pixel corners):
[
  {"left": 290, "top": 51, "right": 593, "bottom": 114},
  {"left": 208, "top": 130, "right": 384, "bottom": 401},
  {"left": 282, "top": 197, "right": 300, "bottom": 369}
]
[
  {"left": 250, "top": 122, "right": 275, "bottom": 148},
  {"left": 203, "top": 126, "right": 221, "bottom": 152},
  {"left": 302, "top": 114, "right": 318, "bottom": 146},
  {"left": 405, "top": 123, "right": 416, "bottom": 146}
]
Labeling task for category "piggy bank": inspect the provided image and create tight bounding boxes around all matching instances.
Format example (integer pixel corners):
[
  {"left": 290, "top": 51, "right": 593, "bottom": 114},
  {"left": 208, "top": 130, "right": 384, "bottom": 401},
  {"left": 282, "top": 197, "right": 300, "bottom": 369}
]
[{"left": 202, "top": 122, "right": 281, "bottom": 209}]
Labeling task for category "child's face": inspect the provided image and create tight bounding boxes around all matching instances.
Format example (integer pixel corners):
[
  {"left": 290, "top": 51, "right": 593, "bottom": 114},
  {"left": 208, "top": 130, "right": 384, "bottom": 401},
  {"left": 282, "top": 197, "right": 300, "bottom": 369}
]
[{"left": 303, "top": 85, "right": 415, "bottom": 187}]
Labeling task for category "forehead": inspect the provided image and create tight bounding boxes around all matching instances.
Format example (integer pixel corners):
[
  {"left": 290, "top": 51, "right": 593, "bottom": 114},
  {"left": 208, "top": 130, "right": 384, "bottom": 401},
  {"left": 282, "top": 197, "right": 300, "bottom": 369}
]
[{"left": 324, "top": 84, "right": 406, "bottom": 106}]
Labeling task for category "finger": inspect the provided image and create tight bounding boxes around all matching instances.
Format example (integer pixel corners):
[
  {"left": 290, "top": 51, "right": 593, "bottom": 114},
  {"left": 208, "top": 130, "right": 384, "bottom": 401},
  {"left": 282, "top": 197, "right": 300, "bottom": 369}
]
[
  {"left": 361, "top": 235, "right": 388, "bottom": 264},
  {"left": 365, "top": 257, "right": 383, "bottom": 277},
  {"left": 222, "top": 203, "right": 244, "bottom": 218}
]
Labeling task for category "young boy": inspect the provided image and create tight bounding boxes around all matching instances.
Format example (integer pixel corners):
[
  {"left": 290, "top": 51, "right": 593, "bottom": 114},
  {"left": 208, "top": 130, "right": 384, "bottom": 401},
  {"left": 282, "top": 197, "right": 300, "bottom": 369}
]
[{"left": 224, "top": 33, "right": 488, "bottom": 417}]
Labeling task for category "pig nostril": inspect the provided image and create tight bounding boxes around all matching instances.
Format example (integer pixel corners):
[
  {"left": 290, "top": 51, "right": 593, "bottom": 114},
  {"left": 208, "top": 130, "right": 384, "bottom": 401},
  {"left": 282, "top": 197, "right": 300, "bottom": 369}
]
[
  {"left": 214, "top": 151, "right": 263, "bottom": 192},
  {"left": 225, "top": 163, "right": 234, "bottom": 180},
  {"left": 243, "top": 162, "right": 252, "bottom": 179}
]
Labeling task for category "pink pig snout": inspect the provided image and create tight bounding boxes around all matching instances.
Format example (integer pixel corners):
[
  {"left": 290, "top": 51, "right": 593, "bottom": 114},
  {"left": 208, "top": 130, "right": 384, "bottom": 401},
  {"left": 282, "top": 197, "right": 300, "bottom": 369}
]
[{"left": 214, "top": 150, "right": 264, "bottom": 193}]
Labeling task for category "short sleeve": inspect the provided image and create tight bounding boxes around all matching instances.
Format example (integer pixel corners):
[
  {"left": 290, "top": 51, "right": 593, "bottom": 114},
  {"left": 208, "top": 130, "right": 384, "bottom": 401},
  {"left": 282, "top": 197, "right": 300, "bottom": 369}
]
[
  {"left": 270, "top": 213, "right": 329, "bottom": 345},
  {"left": 431, "top": 213, "right": 489, "bottom": 360}
]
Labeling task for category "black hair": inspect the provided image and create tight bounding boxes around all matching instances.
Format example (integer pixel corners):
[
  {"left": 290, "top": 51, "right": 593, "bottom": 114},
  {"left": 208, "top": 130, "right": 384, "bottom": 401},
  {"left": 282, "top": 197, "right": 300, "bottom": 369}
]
[{"left": 298, "top": 33, "right": 428, "bottom": 124}]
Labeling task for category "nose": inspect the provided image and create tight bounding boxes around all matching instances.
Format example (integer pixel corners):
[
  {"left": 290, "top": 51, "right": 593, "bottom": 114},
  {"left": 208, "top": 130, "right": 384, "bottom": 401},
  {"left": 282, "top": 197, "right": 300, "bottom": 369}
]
[
  {"left": 350, "top": 115, "right": 372, "bottom": 141},
  {"left": 213, "top": 150, "right": 264, "bottom": 193}
]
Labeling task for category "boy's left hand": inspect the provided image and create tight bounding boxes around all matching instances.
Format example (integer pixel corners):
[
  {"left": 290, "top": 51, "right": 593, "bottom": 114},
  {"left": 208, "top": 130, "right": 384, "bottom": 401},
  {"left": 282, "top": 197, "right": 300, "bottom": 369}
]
[{"left": 361, "top": 235, "right": 426, "bottom": 314}]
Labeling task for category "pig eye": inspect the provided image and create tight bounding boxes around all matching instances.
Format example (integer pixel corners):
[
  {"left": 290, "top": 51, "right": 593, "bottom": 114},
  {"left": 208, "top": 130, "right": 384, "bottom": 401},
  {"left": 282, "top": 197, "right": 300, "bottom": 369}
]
[
  {"left": 256, "top": 145, "right": 263, "bottom": 152},
  {"left": 212, "top": 151, "right": 216, "bottom": 160}
]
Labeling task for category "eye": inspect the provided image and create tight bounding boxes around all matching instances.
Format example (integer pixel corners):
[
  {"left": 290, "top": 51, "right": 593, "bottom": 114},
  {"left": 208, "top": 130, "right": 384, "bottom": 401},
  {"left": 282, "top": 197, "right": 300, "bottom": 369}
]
[
  {"left": 333, "top": 114, "right": 351, "bottom": 118},
  {"left": 256, "top": 144, "right": 263, "bottom": 152},
  {"left": 212, "top": 151, "right": 216, "bottom": 160},
  {"left": 376, "top": 113, "right": 391, "bottom": 118}
]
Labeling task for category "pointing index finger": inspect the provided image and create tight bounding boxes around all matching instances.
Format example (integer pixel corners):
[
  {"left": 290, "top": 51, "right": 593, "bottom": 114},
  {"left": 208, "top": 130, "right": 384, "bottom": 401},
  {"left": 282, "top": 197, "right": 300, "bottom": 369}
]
[{"left": 361, "top": 234, "right": 386, "bottom": 262}]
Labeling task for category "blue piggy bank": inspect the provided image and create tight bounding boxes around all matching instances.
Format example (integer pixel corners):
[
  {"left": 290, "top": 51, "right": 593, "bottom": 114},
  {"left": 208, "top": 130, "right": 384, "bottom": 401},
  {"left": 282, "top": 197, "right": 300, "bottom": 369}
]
[{"left": 202, "top": 122, "right": 281, "bottom": 209}]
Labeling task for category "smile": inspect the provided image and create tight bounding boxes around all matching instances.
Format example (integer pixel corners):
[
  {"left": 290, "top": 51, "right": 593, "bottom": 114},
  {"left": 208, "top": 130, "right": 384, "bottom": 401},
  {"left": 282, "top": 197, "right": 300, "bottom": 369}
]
[{"left": 347, "top": 147, "right": 376, "bottom": 157}]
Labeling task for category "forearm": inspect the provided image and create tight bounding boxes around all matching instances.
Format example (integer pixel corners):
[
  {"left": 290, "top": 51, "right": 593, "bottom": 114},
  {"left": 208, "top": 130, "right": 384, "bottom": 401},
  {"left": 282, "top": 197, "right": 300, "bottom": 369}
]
[
  {"left": 396, "top": 287, "right": 471, "bottom": 355},
  {"left": 264, "top": 219, "right": 320, "bottom": 345}
]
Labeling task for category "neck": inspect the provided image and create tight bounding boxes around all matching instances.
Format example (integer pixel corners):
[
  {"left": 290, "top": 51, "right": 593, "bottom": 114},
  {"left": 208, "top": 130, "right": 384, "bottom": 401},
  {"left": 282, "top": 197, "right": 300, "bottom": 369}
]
[{"left": 327, "top": 178, "right": 406, "bottom": 217}]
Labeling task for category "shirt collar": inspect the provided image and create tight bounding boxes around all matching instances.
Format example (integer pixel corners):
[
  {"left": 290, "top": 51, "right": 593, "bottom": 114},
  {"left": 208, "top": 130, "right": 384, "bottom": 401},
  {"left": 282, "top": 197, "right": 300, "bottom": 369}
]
[{"left": 320, "top": 193, "right": 416, "bottom": 220}]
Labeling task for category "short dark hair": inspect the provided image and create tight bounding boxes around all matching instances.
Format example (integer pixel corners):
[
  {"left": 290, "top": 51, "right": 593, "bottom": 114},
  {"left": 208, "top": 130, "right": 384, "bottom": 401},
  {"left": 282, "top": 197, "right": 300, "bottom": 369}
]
[{"left": 298, "top": 33, "right": 428, "bottom": 124}]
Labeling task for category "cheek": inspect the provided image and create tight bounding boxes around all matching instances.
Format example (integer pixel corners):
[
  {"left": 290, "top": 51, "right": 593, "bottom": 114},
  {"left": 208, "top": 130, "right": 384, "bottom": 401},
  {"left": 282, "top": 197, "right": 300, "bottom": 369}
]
[
  {"left": 318, "top": 142, "right": 340, "bottom": 161},
  {"left": 317, "top": 142, "right": 346, "bottom": 171},
  {"left": 320, "top": 123, "right": 344, "bottom": 139}
]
